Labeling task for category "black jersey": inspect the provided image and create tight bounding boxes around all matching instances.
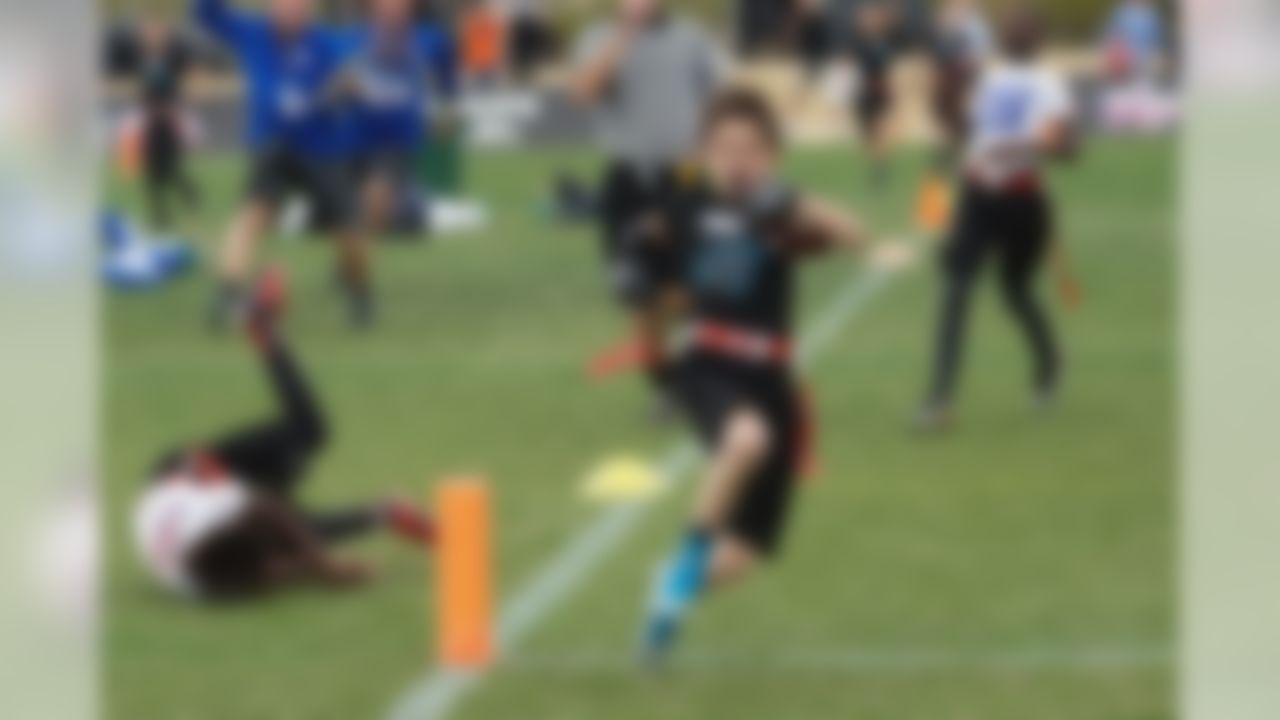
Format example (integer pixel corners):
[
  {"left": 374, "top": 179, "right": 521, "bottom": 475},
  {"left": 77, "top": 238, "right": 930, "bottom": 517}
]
[
  {"left": 139, "top": 41, "right": 193, "bottom": 108},
  {"left": 672, "top": 187, "right": 800, "bottom": 337}
]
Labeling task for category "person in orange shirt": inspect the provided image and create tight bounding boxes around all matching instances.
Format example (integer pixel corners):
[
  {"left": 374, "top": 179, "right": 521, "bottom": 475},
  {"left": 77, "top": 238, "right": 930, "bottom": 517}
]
[{"left": 460, "top": 0, "right": 507, "bottom": 88}]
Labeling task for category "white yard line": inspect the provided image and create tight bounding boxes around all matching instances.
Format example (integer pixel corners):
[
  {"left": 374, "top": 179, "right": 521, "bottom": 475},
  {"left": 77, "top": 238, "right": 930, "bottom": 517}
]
[
  {"left": 387, "top": 263, "right": 901, "bottom": 720},
  {"left": 498, "top": 646, "right": 1172, "bottom": 675}
]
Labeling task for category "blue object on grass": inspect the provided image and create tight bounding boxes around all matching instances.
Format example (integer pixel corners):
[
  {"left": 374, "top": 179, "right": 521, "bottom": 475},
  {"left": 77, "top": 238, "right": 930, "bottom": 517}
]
[{"left": 101, "top": 211, "right": 197, "bottom": 291}]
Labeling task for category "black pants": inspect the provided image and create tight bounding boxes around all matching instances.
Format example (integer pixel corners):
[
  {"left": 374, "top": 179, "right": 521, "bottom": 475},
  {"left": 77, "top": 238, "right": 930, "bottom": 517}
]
[
  {"left": 142, "top": 107, "right": 199, "bottom": 229},
  {"left": 155, "top": 342, "right": 377, "bottom": 543},
  {"left": 925, "top": 183, "right": 1060, "bottom": 407}
]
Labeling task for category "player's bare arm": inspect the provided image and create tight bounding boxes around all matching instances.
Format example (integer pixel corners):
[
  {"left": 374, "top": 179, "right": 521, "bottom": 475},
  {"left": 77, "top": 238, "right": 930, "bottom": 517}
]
[
  {"left": 791, "top": 195, "right": 869, "bottom": 254},
  {"left": 570, "top": 24, "right": 636, "bottom": 106}
]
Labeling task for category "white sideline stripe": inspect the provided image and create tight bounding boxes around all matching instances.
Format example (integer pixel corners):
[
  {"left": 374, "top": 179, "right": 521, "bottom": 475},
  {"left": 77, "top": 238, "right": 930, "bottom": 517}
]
[
  {"left": 499, "top": 646, "right": 1171, "bottom": 674},
  {"left": 388, "top": 263, "right": 901, "bottom": 720}
]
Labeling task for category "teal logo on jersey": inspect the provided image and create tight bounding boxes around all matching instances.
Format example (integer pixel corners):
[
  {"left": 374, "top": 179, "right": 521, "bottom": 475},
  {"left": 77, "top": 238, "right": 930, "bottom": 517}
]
[{"left": 690, "top": 233, "right": 765, "bottom": 300}]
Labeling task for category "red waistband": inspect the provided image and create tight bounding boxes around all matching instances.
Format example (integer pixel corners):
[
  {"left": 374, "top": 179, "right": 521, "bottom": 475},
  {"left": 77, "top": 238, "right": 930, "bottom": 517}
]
[
  {"left": 692, "top": 322, "right": 793, "bottom": 365},
  {"left": 967, "top": 171, "right": 1042, "bottom": 195}
]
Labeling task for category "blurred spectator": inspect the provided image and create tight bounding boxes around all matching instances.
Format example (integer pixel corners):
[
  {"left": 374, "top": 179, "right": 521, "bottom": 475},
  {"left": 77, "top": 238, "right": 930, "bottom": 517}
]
[
  {"left": 929, "top": 0, "right": 993, "bottom": 165},
  {"left": 841, "top": 0, "right": 903, "bottom": 189},
  {"left": 129, "top": 18, "right": 203, "bottom": 230},
  {"left": 460, "top": 0, "right": 506, "bottom": 89},
  {"left": 504, "top": 0, "right": 556, "bottom": 82},
  {"left": 570, "top": 0, "right": 724, "bottom": 414},
  {"left": 790, "top": 0, "right": 832, "bottom": 80},
  {"left": 737, "top": 0, "right": 792, "bottom": 57},
  {"left": 1098, "top": 0, "right": 1179, "bottom": 132},
  {"left": 827, "top": 0, "right": 927, "bottom": 50},
  {"left": 1101, "top": 0, "right": 1168, "bottom": 82}
]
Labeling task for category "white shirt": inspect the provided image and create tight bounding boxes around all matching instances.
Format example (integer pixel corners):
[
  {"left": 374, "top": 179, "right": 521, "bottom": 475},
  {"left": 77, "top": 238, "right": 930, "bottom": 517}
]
[
  {"left": 132, "top": 474, "right": 252, "bottom": 598},
  {"left": 965, "top": 62, "right": 1074, "bottom": 188}
]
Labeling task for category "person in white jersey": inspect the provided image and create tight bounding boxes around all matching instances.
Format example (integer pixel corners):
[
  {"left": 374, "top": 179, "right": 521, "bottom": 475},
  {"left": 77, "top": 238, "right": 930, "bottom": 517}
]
[
  {"left": 915, "top": 5, "right": 1078, "bottom": 431},
  {"left": 133, "top": 268, "right": 435, "bottom": 601}
]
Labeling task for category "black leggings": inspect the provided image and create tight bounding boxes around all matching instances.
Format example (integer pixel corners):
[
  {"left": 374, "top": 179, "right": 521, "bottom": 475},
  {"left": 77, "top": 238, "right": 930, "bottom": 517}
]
[
  {"left": 142, "top": 108, "right": 199, "bottom": 229},
  {"left": 154, "top": 342, "right": 379, "bottom": 544},
  {"left": 925, "top": 184, "right": 1061, "bottom": 407}
]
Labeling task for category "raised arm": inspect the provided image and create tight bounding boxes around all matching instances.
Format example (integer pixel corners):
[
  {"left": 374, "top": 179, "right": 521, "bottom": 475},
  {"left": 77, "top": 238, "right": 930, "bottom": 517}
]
[
  {"left": 570, "top": 23, "right": 634, "bottom": 106},
  {"left": 193, "top": 0, "right": 256, "bottom": 47}
]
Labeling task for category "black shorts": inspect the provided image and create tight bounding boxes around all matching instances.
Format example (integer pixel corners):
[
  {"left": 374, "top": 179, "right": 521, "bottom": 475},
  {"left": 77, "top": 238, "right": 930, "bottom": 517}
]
[
  {"left": 673, "top": 351, "right": 801, "bottom": 556},
  {"left": 855, "top": 79, "right": 893, "bottom": 135},
  {"left": 599, "top": 161, "right": 689, "bottom": 308},
  {"left": 245, "top": 144, "right": 355, "bottom": 229},
  {"left": 943, "top": 182, "right": 1052, "bottom": 277},
  {"left": 142, "top": 108, "right": 183, "bottom": 180}
]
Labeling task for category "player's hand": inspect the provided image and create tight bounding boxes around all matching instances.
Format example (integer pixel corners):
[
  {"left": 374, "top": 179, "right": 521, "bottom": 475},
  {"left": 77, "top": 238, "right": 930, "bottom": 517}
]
[{"left": 322, "top": 556, "right": 376, "bottom": 589}]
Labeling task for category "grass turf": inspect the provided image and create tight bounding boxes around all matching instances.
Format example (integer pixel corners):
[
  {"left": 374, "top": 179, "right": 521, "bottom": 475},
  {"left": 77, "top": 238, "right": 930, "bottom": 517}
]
[{"left": 105, "top": 138, "right": 1172, "bottom": 719}]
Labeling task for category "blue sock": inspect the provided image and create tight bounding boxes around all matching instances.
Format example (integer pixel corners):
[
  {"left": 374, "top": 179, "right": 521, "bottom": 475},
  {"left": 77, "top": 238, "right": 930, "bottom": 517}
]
[{"left": 641, "top": 528, "right": 713, "bottom": 661}]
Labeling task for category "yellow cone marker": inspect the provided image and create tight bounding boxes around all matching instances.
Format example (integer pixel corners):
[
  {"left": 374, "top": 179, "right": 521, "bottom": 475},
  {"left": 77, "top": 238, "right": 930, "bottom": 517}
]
[{"left": 580, "top": 454, "right": 663, "bottom": 505}]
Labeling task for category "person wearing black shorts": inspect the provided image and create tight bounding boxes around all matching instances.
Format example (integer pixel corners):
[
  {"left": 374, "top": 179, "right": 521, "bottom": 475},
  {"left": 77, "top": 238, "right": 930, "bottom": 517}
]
[
  {"left": 342, "top": 0, "right": 458, "bottom": 239},
  {"left": 243, "top": 141, "right": 358, "bottom": 235},
  {"left": 915, "top": 7, "right": 1078, "bottom": 431},
  {"left": 844, "top": 1, "right": 901, "bottom": 190},
  {"left": 636, "top": 89, "right": 868, "bottom": 664},
  {"left": 134, "top": 268, "right": 435, "bottom": 601},
  {"left": 196, "top": 0, "right": 374, "bottom": 330}
]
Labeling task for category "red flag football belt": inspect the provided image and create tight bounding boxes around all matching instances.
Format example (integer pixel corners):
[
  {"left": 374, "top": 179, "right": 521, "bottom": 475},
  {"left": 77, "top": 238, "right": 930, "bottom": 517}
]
[
  {"left": 967, "top": 170, "right": 1042, "bottom": 195},
  {"left": 693, "top": 322, "right": 793, "bottom": 365}
]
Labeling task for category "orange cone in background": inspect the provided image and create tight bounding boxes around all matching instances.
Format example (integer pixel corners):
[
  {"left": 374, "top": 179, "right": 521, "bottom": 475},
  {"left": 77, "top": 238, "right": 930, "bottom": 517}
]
[
  {"left": 435, "top": 476, "right": 495, "bottom": 669},
  {"left": 914, "top": 172, "right": 954, "bottom": 237},
  {"left": 116, "top": 119, "right": 143, "bottom": 180}
]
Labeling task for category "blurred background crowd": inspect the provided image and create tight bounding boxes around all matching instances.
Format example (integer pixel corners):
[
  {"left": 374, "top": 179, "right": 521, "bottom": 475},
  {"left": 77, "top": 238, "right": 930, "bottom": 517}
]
[{"left": 100, "top": 0, "right": 1177, "bottom": 162}]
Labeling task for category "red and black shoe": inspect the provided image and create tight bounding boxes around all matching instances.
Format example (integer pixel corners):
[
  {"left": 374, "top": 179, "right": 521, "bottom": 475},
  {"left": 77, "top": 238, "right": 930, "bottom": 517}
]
[
  {"left": 246, "top": 265, "right": 288, "bottom": 351},
  {"left": 382, "top": 497, "right": 437, "bottom": 548}
]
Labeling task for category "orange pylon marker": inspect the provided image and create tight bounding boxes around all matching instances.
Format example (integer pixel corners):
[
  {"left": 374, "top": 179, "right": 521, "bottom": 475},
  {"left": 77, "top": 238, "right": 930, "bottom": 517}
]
[
  {"left": 914, "top": 172, "right": 954, "bottom": 237},
  {"left": 435, "top": 476, "right": 495, "bottom": 669}
]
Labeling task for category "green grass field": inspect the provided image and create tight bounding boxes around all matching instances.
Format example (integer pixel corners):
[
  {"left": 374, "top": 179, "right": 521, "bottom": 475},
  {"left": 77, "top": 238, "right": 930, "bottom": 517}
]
[{"left": 105, "top": 138, "right": 1173, "bottom": 719}]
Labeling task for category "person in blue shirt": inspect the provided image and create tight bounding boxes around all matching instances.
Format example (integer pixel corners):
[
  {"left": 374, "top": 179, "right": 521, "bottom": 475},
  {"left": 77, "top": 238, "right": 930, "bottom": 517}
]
[
  {"left": 194, "top": 0, "right": 375, "bottom": 329},
  {"left": 338, "top": 0, "right": 458, "bottom": 236},
  {"left": 1102, "top": 0, "right": 1167, "bottom": 80}
]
